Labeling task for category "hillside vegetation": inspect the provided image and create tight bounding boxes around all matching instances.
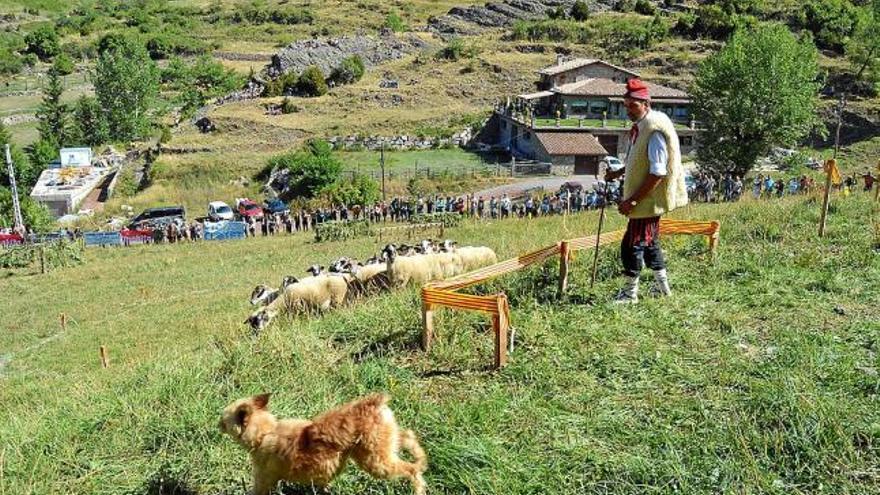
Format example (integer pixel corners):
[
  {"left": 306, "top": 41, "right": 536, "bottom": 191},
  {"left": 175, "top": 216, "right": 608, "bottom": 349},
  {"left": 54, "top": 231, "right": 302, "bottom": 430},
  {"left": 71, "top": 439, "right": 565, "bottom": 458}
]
[{"left": 1, "top": 192, "right": 878, "bottom": 494}]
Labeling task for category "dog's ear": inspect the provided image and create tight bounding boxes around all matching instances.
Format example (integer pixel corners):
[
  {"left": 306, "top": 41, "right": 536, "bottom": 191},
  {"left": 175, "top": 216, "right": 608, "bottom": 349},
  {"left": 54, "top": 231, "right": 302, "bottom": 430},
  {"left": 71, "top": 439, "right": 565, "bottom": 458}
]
[
  {"left": 253, "top": 393, "right": 270, "bottom": 410},
  {"left": 235, "top": 404, "right": 250, "bottom": 429}
]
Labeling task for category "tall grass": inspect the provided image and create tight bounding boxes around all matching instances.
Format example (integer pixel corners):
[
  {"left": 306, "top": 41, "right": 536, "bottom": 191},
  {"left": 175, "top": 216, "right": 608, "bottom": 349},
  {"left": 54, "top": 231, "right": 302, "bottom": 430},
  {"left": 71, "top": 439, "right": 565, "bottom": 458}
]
[{"left": 1, "top": 193, "right": 878, "bottom": 494}]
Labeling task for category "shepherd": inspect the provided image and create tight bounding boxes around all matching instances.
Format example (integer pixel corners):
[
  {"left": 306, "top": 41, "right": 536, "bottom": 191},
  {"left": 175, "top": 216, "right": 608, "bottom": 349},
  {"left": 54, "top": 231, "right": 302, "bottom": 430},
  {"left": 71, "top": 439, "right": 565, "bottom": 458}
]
[{"left": 604, "top": 78, "right": 688, "bottom": 304}]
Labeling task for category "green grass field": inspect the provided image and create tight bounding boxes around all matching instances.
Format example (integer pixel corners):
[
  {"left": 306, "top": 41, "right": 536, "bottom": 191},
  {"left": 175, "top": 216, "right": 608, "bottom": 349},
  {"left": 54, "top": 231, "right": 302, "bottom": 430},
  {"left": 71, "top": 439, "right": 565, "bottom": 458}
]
[{"left": 1, "top": 191, "right": 878, "bottom": 494}]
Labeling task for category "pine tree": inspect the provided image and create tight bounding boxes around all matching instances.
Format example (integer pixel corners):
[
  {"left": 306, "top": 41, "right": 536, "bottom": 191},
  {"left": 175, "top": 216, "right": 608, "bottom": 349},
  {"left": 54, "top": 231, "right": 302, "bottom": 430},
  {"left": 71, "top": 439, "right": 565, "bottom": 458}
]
[
  {"left": 70, "top": 96, "right": 109, "bottom": 147},
  {"left": 36, "top": 68, "right": 69, "bottom": 147}
]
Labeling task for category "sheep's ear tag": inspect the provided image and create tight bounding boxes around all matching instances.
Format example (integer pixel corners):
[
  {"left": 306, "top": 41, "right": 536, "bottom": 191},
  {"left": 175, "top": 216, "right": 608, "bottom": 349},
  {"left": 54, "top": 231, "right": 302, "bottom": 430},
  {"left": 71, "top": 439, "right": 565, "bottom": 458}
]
[{"left": 253, "top": 393, "right": 270, "bottom": 409}]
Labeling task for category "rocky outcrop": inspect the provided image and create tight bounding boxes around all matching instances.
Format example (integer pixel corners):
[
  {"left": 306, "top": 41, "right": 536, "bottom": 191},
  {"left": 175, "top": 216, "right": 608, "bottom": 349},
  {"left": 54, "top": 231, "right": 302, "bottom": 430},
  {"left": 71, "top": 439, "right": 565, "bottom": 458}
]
[
  {"left": 427, "top": 0, "right": 617, "bottom": 36},
  {"left": 266, "top": 31, "right": 429, "bottom": 78}
]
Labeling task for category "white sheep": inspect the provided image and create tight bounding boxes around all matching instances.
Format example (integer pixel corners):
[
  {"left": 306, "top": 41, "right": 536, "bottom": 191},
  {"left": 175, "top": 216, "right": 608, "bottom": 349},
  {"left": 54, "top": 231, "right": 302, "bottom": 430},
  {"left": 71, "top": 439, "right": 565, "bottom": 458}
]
[
  {"left": 250, "top": 284, "right": 279, "bottom": 306},
  {"left": 247, "top": 274, "right": 352, "bottom": 331},
  {"left": 450, "top": 243, "right": 498, "bottom": 272},
  {"left": 349, "top": 261, "right": 390, "bottom": 295},
  {"left": 382, "top": 244, "right": 440, "bottom": 288}
]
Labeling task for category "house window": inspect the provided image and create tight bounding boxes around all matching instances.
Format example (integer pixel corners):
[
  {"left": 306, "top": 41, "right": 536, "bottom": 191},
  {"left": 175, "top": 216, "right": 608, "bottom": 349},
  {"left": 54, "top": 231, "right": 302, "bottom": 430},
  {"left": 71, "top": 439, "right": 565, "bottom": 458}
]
[
  {"left": 674, "top": 107, "right": 689, "bottom": 118},
  {"left": 680, "top": 136, "right": 693, "bottom": 146},
  {"left": 589, "top": 101, "right": 608, "bottom": 114},
  {"left": 571, "top": 105, "right": 590, "bottom": 115}
]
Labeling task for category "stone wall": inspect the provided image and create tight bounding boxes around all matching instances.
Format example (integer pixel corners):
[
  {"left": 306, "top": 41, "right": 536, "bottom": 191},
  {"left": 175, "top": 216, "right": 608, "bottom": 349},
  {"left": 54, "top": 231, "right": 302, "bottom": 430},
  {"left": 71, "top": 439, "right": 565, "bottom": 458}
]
[{"left": 328, "top": 127, "right": 474, "bottom": 151}]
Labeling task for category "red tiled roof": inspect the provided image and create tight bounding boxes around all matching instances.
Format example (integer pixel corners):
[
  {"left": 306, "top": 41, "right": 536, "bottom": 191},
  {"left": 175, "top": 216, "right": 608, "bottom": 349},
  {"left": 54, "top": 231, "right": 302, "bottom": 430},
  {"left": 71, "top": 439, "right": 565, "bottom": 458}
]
[
  {"left": 555, "top": 78, "right": 689, "bottom": 99},
  {"left": 535, "top": 132, "right": 608, "bottom": 156}
]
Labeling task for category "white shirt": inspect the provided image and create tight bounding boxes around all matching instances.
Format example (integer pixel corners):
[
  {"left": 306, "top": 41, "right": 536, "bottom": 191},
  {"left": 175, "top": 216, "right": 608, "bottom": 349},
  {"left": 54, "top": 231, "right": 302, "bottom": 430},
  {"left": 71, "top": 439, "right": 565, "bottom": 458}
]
[{"left": 647, "top": 131, "right": 668, "bottom": 176}]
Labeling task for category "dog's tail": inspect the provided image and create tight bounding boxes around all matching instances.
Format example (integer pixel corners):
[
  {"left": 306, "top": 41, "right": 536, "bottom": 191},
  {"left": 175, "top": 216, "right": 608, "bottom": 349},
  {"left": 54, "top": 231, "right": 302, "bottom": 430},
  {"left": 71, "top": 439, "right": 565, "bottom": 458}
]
[
  {"left": 400, "top": 429, "right": 428, "bottom": 472},
  {"left": 360, "top": 393, "right": 390, "bottom": 409}
]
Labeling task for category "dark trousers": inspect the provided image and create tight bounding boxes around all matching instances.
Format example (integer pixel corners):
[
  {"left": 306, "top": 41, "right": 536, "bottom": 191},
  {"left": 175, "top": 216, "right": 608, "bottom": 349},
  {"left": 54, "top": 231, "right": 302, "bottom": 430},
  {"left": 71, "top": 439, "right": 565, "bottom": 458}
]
[{"left": 620, "top": 219, "right": 666, "bottom": 277}]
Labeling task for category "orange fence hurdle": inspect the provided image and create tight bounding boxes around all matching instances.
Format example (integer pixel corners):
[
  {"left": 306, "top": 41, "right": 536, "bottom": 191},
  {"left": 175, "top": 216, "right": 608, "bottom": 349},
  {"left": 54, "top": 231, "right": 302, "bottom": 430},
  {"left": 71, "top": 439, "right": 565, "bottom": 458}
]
[{"left": 420, "top": 219, "right": 721, "bottom": 369}]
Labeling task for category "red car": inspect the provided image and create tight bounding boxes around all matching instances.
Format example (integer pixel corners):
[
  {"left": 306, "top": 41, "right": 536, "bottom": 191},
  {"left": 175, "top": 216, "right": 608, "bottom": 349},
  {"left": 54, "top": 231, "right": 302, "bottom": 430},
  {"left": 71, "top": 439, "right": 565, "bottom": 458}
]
[{"left": 236, "top": 198, "right": 264, "bottom": 220}]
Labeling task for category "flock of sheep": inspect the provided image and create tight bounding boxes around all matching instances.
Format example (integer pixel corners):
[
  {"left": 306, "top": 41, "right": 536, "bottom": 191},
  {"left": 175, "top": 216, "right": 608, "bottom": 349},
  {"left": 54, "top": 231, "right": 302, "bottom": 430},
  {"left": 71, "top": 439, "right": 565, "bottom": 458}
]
[{"left": 246, "top": 239, "right": 498, "bottom": 331}]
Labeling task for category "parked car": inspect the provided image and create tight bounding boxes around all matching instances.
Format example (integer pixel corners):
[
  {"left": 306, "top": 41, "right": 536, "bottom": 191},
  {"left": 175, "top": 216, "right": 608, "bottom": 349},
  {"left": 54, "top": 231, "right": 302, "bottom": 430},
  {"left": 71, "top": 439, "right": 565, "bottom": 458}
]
[
  {"left": 601, "top": 155, "right": 624, "bottom": 172},
  {"left": 263, "top": 197, "right": 290, "bottom": 216},
  {"left": 208, "top": 201, "right": 234, "bottom": 221},
  {"left": 128, "top": 206, "right": 186, "bottom": 229},
  {"left": 236, "top": 198, "right": 264, "bottom": 220}
]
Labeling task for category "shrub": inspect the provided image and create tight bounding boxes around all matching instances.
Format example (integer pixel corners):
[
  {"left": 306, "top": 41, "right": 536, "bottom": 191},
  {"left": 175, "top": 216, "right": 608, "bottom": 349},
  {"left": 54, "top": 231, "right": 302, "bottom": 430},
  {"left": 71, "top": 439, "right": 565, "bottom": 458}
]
[
  {"left": 0, "top": 49, "right": 23, "bottom": 76},
  {"left": 52, "top": 52, "right": 75, "bottom": 75},
  {"left": 228, "top": 5, "right": 315, "bottom": 25},
  {"left": 262, "top": 71, "right": 298, "bottom": 97},
  {"left": 635, "top": 0, "right": 657, "bottom": 16},
  {"left": 280, "top": 97, "right": 298, "bottom": 114},
  {"left": 435, "top": 38, "right": 481, "bottom": 61},
  {"left": 548, "top": 6, "right": 568, "bottom": 19},
  {"left": 385, "top": 11, "right": 407, "bottom": 32},
  {"left": 793, "top": 0, "right": 859, "bottom": 51},
  {"left": 24, "top": 25, "right": 60, "bottom": 61},
  {"left": 265, "top": 139, "right": 342, "bottom": 199},
  {"left": 570, "top": 0, "right": 590, "bottom": 21},
  {"left": 329, "top": 55, "right": 366, "bottom": 86},
  {"left": 321, "top": 173, "right": 379, "bottom": 206},
  {"left": 145, "top": 30, "right": 209, "bottom": 59},
  {"left": 314, "top": 220, "right": 373, "bottom": 242},
  {"left": 296, "top": 66, "right": 328, "bottom": 97}
]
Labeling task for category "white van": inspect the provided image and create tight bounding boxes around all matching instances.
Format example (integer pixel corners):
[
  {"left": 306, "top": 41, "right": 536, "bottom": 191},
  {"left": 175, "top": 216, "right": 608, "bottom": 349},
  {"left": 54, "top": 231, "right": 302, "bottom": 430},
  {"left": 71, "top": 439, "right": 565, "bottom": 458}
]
[{"left": 208, "top": 201, "right": 234, "bottom": 221}]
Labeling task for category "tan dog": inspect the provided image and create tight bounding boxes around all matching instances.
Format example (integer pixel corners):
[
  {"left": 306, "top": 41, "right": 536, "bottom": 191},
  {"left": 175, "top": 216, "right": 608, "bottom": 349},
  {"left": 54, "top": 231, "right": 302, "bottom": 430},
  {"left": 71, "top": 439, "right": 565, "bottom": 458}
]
[{"left": 219, "top": 393, "right": 427, "bottom": 495}]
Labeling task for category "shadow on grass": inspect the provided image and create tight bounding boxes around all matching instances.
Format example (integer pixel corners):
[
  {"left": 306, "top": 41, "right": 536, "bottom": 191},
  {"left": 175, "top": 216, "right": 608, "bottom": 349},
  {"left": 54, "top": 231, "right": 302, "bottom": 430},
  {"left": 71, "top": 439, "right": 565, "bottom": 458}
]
[
  {"left": 131, "top": 469, "right": 198, "bottom": 495},
  {"left": 348, "top": 330, "right": 421, "bottom": 363}
]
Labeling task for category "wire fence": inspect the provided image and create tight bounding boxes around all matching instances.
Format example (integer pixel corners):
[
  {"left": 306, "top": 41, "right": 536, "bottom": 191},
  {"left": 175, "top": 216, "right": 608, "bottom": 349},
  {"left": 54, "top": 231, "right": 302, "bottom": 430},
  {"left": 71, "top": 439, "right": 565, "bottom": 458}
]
[{"left": 341, "top": 161, "right": 554, "bottom": 182}]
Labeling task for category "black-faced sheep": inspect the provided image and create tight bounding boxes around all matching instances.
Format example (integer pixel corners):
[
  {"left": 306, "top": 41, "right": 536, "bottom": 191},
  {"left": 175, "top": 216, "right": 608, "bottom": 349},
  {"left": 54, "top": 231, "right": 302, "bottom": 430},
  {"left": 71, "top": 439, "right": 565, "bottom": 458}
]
[{"left": 247, "top": 274, "right": 352, "bottom": 331}]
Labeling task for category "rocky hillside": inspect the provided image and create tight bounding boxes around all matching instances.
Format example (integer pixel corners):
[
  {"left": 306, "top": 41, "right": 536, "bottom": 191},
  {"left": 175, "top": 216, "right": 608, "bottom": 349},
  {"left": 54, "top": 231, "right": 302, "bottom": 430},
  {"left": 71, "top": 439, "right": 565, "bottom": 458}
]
[{"left": 428, "top": 0, "right": 615, "bottom": 35}]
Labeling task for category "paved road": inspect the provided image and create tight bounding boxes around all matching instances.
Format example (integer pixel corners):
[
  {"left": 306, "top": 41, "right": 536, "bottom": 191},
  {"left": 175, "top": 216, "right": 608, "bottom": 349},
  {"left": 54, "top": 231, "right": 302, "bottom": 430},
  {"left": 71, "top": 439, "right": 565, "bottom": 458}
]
[{"left": 474, "top": 175, "right": 601, "bottom": 198}]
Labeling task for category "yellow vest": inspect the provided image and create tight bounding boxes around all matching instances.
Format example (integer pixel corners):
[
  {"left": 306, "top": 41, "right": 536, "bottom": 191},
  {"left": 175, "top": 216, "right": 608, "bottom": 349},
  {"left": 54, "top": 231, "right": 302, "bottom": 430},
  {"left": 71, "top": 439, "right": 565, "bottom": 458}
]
[{"left": 623, "top": 110, "right": 689, "bottom": 219}]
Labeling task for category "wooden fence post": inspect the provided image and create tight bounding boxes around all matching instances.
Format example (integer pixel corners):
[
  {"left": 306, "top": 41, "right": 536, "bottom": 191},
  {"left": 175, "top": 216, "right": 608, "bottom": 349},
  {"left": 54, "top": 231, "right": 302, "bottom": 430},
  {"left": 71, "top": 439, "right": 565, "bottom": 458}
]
[
  {"left": 421, "top": 300, "right": 434, "bottom": 352},
  {"left": 493, "top": 295, "right": 509, "bottom": 369},
  {"left": 709, "top": 222, "right": 721, "bottom": 257},
  {"left": 99, "top": 346, "right": 109, "bottom": 368},
  {"left": 60, "top": 313, "right": 66, "bottom": 331},
  {"left": 558, "top": 241, "right": 570, "bottom": 298},
  {"left": 39, "top": 246, "right": 46, "bottom": 274}
]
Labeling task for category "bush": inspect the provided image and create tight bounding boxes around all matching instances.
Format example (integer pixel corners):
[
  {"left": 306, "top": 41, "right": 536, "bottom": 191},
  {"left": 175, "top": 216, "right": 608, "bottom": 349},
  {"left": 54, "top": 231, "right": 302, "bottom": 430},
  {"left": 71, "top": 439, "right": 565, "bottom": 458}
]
[
  {"left": 570, "top": 0, "right": 590, "bottom": 21},
  {"left": 0, "top": 49, "right": 23, "bottom": 76},
  {"left": 296, "top": 66, "right": 328, "bottom": 97},
  {"left": 548, "top": 6, "right": 568, "bottom": 19},
  {"left": 228, "top": 5, "right": 315, "bottom": 25},
  {"left": 435, "top": 38, "right": 481, "bottom": 61},
  {"left": 793, "top": 0, "right": 859, "bottom": 51},
  {"left": 329, "top": 55, "right": 366, "bottom": 86},
  {"left": 635, "top": 0, "right": 657, "bottom": 16},
  {"left": 280, "top": 97, "right": 298, "bottom": 114},
  {"left": 262, "top": 72, "right": 298, "bottom": 97},
  {"left": 24, "top": 25, "right": 60, "bottom": 61},
  {"left": 410, "top": 212, "right": 462, "bottom": 227},
  {"left": 385, "top": 11, "right": 407, "bottom": 32},
  {"left": 145, "top": 30, "right": 208, "bottom": 59},
  {"left": 314, "top": 220, "right": 373, "bottom": 242},
  {"left": 321, "top": 173, "right": 380, "bottom": 206},
  {"left": 52, "top": 53, "right": 75, "bottom": 75},
  {"left": 265, "top": 139, "right": 342, "bottom": 199}
]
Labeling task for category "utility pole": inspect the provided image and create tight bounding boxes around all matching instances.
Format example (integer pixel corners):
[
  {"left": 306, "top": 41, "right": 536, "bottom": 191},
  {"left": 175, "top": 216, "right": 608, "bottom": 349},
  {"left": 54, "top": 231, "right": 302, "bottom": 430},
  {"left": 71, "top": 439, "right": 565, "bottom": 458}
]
[
  {"left": 380, "top": 144, "right": 386, "bottom": 201},
  {"left": 5, "top": 144, "right": 25, "bottom": 235}
]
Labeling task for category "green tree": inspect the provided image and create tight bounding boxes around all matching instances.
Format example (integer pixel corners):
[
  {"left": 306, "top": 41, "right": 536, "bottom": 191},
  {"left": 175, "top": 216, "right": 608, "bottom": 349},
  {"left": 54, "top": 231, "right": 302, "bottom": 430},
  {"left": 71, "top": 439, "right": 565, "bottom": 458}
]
[
  {"left": 321, "top": 174, "right": 379, "bottom": 206},
  {"left": 570, "top": 0, "right": 591, "bottom": 21},
  {"left": 52, "top": 52, "right": 75, "bottom": 75},
  {"left": 24, "top": 25, "right": 60, "bottom": 61},
  {"left": 794, "top": 0, "right": 858, "bottom": 51},
  {"left": 70, "top": 96, "right": 109, "bottom": 147},
  {"left": 0, "top": 186, "right": 53, "bottom": 232},
  {"left": 266, "top": 139, "right": 342, "bottom": 198},
  {"left": 27, "top": 138, "right": 57, "bottom": 186},
  {"left": 94, "top": 37, "right": 159, "bottom": 141},
  {"left": 296, "top": 66, "right": 328, "bottom": 97},
  {"left": 329, "top": 55, "right": 366, "bottom": 86},
  {"left": 847, "top": 0, "right": 880, "bottom": 94},
  {"left": 0, "top": 122, "right": 38, "bottom": 190},
  {"left": 36, "top": 69, "right": 69, "bottom": 147},
  {"left": 691, "top": 23, "right": 821, "bottom": 177}
]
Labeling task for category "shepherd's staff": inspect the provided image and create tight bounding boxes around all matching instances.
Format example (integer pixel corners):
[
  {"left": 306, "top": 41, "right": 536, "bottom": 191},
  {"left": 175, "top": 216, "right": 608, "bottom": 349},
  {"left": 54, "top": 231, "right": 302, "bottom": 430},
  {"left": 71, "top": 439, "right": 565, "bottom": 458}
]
[{"left": 589, "top": 179, "right": 609, "bottom": 289}]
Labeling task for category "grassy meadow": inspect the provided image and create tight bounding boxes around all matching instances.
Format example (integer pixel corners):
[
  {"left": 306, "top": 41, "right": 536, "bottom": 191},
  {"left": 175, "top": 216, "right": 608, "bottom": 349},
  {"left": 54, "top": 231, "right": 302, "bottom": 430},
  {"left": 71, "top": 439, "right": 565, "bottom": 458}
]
[{"left": 2, "top": 191, "right": 879, "bottom": 494}]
